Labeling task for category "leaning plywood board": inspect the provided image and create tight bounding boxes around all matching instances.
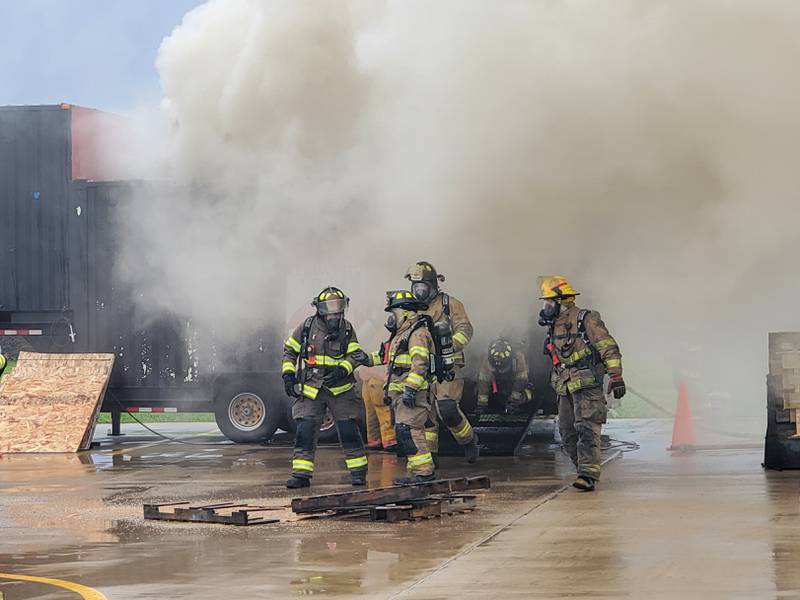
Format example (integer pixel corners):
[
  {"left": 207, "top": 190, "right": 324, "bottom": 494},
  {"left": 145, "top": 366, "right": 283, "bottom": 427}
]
[{"left": 0, "top": 352, "right": 115, "bottom": 452}]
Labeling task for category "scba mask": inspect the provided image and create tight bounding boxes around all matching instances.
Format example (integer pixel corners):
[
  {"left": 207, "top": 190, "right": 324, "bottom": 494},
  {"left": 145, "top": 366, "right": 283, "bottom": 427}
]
[{"left": 538, "top": 299, "right": 561, "bottom": 325}]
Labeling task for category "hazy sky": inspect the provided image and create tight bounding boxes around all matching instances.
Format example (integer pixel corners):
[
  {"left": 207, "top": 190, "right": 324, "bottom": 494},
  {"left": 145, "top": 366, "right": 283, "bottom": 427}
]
[{"left": 0, "top": 0, "right": 204, "bottom": 113}]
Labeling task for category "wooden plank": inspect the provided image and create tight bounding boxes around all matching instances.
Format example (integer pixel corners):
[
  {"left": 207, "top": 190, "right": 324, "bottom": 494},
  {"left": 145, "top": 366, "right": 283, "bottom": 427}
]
[
  {"left": 0, "top": 352, "right": 115, "bottom": 452},
  {"left": 291, "top": 476, "right": 491, "bottom": 514}
]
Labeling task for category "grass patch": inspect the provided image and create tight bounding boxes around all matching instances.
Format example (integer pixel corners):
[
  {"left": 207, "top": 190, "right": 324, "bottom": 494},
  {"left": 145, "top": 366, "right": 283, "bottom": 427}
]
[
  {"left": 0, "top": 358, "right": 15, "bottom": 381},
  {"left": 96, "top": 412, "right": 216, "bottom": 423}
]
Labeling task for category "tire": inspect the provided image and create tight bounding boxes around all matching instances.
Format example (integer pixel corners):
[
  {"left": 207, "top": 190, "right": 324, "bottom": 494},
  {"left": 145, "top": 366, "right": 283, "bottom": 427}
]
[{"left": 214, "top": 379, "right": 281, "bottom": 443}]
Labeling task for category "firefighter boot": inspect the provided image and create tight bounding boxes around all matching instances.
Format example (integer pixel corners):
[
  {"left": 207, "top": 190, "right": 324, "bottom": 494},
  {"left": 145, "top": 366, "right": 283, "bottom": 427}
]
[
  {"left": 351, "top": 470, "right": 367, "bottom": 487},
  {"left": 464, "top": 432, "right": 480, "bottom": 464},
  {"left": 393, "top": 473, "right": 437, "bottom": 486},
  {"left": 572, "top": 475, "right": 596, "bottom": 492},
  {"left": 286, "top": 475, "right": 311, "bottom": 489}
]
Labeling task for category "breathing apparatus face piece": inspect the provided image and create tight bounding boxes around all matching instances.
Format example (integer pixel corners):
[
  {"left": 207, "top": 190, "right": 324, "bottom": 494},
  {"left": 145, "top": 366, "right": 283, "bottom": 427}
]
[
  {"left": 385, "top": 312, "right": 398, "bottom": 333},
  {"left": 323, "top": 312, "right": 344, "bottom": 332},
  {"left": 411, "top": 281, "right": 436, "bottom": 304},
  {"left": 538, "top": 299, "right": 561, "bottom": 326}
]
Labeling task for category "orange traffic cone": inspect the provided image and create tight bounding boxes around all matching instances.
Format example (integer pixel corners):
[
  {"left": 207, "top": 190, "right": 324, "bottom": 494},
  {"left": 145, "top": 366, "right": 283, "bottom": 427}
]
[{"left": 667, "top": 382, "right": 696, "bottom": 451}]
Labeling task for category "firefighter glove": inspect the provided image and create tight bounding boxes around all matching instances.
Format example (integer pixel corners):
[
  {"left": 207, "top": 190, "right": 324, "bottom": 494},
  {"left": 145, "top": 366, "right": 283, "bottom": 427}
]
[
  {"left": 400, "top": 386, "right": 417, "bottom": 408},
  {"left": 323, "top": 365, "right": 349, "bottom": 386},
  {"left": 349, "top": 349, "right": 369, "bottom": 365},
  {"left": 283, "top": 373, "right": 299, "bottom": 398},
  {"left": 608, "top": 374, "right": 626, "bottom": 399}
]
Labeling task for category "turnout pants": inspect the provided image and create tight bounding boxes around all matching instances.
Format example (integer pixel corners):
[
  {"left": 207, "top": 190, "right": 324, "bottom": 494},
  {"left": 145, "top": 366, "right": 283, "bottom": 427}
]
[
  {"left": 291, "top": 387, "right": 367, "bottom": 479},
  {"left": 362, "top": 377, "right": 397, "bottom": 449},
  {"left": 558, "top": 386, "right": 607, "bottom": 481},
  {"left": 393, "top": 390, "right": 435, "bottom": 476},
  {"left": 427, "top": 370, "right": 475, "bottom": 452}
]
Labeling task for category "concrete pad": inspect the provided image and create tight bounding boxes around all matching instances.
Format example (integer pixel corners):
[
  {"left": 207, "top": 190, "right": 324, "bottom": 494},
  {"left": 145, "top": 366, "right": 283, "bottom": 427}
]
[{"left": 1, "top": 419, "right": 796, "bottom": 599}]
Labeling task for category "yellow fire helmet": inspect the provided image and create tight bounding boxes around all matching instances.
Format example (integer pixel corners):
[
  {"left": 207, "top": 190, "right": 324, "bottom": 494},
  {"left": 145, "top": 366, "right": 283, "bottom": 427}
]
[{"left": 538, "top": 275, "right": 580, "bottom": 299}]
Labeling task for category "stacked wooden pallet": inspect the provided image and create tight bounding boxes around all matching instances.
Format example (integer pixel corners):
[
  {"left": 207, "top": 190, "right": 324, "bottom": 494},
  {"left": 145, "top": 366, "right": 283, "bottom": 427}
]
[
  {"left": 142, "top": 477, "right": 491, "bottom": 526},
  {"left": 768, "top": 334, "right": 800, "bottom": 435},
  {"left": 291, "top": 476, "right": 491, "bottom": 523}
]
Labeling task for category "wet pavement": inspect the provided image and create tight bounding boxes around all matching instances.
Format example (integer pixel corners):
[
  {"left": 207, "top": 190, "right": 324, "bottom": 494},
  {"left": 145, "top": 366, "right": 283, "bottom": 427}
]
[{"left": 0, "top": 418, "right": 796, "bottom": 599}]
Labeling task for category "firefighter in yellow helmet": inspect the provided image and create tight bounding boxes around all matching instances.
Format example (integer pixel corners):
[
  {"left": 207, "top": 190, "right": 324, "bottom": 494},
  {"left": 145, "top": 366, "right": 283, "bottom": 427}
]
[
  {"left": 383, "top": 290, "right": 438, "bottom": 484},
  {"left": 406, "top": 261, "right": 479, "bottom": 463},
  {"left": 476, "top": 339, "right": 533, "bottom": 414},
  {"left": 282, "top": 286, "right": 370, "bottom": 489},
  {"left": 537, "top": 276, "right": 625, "bottom": 491}
]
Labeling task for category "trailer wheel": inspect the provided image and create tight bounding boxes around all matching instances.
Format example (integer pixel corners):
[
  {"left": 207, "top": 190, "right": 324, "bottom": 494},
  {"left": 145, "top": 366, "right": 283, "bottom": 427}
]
[{"left": 214, "top": 382, "right": 280, "bottom": 443}]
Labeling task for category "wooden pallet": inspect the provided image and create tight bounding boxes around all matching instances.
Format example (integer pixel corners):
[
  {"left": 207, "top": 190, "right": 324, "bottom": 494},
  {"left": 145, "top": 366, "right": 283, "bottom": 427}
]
[
  {"left": 370, "top": 494, "right": 478, "bottom": 522},
  {"left": 290, "top": 476, "right": 490, "bottom": 514},
  {"left": 143, "top": 501, "right": 281, "bottom": 526}
]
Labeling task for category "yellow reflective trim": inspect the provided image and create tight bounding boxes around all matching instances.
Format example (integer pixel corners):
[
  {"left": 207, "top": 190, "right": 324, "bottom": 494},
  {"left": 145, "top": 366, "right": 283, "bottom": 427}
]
[
  {"left": 339, "top": 359, "right": 354, "bottom": 375},
  {"left": 409, "top": 345, "right": 430, "bottom": 358},
  {"left": 405, "top": 372, "right": 425, "bottom": 387},
  {"left": 301, "top": 384, "right": 319, "bottom": 399},
  {"left": 564, "top": 347, "right": 593, "bottom": 366},
  {"left": 477, "top": 395, "right": 489, "bottom": 406},
  {"left": 347, "top": 342, "right": 363, "bottom": 353},
  {"left": 285, "top": 336, "right": 302, "bottom": 352},
  {"left": 345, "top": 455, "right": 368, "bottom": 469},
  {"left": 292, "top": 459, "right": 314, "bottom": 472},
  {"left": 593, "top": 337, "right": 617, "bottom": 351},
  {"left": 281, "top": 361, "right": 297, "bottom": 374},
  {"left": 453, "top": 332, "right": 470, "bottom": 346},
  {"left": 408, "top": 452, "right": 433, "bottom": 466},
  {"left": 387, "top": 382, "right": 406, "bottom": 392},
  {"left": 393, "top": 354, "right": 412, "bottom": 365},
  {"left": 605, "top": 358, "right": 622, "bottom": 369},
  {"left": 328, "top": 381, "right": 355, "bottom": 395},
  {"left": 566, "top": 377, "right": 599, "bottom": 392},
  {"left": 425, "top": 431, "right": 439, "bottom": 442},
  {"left": 371, "top": 351, "right": 382, "bottom": 365},
  {"left": 453, "top": 420, "right": 472, "bottom": 439}
]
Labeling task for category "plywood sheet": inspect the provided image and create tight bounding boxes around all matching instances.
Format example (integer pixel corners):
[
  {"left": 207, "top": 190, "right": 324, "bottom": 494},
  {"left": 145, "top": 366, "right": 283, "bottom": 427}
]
[{"left": 0, "top": 352, "right": 114, "bottom": 452}]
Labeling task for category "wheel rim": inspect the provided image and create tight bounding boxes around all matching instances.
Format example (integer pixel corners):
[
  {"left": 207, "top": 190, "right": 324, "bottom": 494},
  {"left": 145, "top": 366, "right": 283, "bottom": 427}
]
[{"left": 228, "top": 392, "right": 266, "bottom": 431}]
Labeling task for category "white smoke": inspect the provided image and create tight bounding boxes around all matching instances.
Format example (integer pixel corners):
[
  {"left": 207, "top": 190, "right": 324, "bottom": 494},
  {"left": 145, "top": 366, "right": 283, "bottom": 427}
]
[{"left": 115, "top": 0, "right": 800, "bottom": 414}]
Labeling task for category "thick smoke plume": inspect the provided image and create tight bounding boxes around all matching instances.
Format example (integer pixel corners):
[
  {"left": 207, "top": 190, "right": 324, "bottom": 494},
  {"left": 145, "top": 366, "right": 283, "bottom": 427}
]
[{"left": 116, "top": 0, "right": 800, "bottom": 414}]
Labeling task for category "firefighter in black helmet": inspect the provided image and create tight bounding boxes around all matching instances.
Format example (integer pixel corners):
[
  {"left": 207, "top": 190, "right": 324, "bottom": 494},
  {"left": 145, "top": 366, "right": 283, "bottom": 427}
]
[
  {"left": 382, "top": 290, "right": 438, "bottom": 484},
  {"left": 476, "top": 339, "right": 533, "bottom": 414},
  {"left": 406, "top": 261, "right": 479, "bottom": 463},
  {"left": 281, "top": 286, "right": 370, "bottom": 488}
]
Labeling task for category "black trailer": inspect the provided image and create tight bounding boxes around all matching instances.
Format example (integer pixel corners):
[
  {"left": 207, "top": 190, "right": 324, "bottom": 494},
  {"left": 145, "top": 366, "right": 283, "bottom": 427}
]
[
  {"left": 0, "top": 104, "right": 289, "bottom": 443},
  {"left": 1, "top": 104, "right": 556, "bottom": 450}
]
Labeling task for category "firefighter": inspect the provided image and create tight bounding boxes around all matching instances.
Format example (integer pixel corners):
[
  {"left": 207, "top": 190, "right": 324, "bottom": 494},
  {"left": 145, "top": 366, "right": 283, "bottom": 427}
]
[
  {"left": 537, "top": 276, "right": 625, "bottom": 491},
  {"left": 361, "top": 371, "right": 398, "bottom": 452},
  {"left": 0, "top": 351, "right": 6, "bottom": 378},
  {"left": 406, "top": 261, "right": 479, "bottom": 463},
  {"left": 282, "top": 286, "right": 370, "bottom": 489},
  {"left": 383, "top": 290, "right": 437, "bottom": 484},
  {"left": 476, "top": 339, "right": 533, "bottom": 414}
]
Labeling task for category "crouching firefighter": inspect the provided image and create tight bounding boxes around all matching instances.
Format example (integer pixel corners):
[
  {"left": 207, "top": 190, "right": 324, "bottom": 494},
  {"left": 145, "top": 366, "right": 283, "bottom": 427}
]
[
  {"left": 282, "top": 287, "right": 370, "bottom": 489},
  {"left": 382, "top": 290, "right": 441, "bottom": 485},
  {"left": 476, "top": 339, "right": 533, "bottom": 414},
  {"left": 406, "top": 261, "right": 479, "bottom": 463},
  {"left": 537, "top": 276, "right": 625, "bottom": 492}
]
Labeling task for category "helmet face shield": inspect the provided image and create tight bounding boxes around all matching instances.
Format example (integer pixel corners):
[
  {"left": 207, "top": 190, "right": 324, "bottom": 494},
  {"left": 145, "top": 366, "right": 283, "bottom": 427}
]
[{"left": 316, "top": 297, "right": 348, "bottom": 316}]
